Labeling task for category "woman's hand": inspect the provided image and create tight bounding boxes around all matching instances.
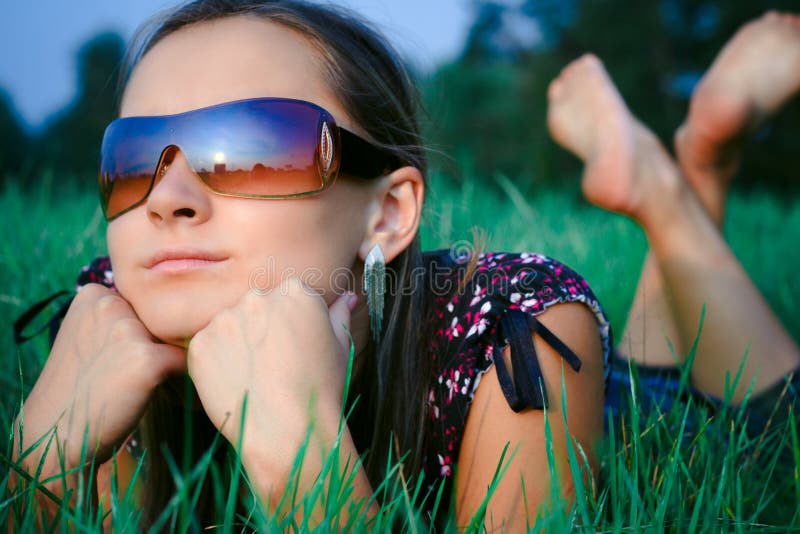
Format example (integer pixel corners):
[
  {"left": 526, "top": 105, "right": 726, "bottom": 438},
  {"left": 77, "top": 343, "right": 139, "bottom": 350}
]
[
  {"left": 186, "top": 278, "right": 356, "bottom": 494},
  {"left": 12, "top": 283, "right": 187, "bottom": 483}
]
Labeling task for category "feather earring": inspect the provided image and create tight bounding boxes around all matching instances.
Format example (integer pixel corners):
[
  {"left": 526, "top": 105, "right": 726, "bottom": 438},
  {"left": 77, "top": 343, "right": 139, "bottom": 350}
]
[{"left": 364, "top": 244, "right": 386, "bottom": 343}]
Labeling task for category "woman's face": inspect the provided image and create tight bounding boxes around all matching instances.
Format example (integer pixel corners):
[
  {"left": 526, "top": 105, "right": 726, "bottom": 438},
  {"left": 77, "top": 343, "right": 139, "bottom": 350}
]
[{"left": 109, "top": 16, "right": 375, "bottom": 346}]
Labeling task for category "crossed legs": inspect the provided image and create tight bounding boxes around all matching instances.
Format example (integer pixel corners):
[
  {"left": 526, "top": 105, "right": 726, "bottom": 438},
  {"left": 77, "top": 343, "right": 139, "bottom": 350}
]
[{"left": 547, "top": 12, "right": 800, "bottom": 404}]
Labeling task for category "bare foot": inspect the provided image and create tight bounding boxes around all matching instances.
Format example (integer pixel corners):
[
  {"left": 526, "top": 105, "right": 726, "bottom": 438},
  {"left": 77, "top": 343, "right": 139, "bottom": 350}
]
[
  {"left": 675, "top": 11, "right": 800, "bottom": 225},
  {"left": 547, "top": 54, "right": 681, "bottom": 229}
]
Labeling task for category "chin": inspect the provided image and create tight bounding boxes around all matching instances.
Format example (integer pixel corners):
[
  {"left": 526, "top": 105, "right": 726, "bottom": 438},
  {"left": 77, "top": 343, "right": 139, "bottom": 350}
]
[
  {"left": 141, "top": 313, "right": 206, "bottom": 347},
  {"left": 133, "top": 295, "right": 221, "bottom": 348}
]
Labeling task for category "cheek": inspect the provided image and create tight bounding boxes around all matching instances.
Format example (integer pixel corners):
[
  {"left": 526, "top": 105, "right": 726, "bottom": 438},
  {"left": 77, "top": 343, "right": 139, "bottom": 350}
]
[
  {"left": 236, "top": 193, "right": 365, "bottom": 251},
  {"left": 301, "top": 194, "right": 367, "bottom": 265},
  {"left": 229, "top": 196, "right": 367, "bottom": 292},
  {"left": 106, "top": 220, "right": 137, "bottom": 294},
  {"left": 106, "top": 221, "right": 124, "bottom": 262}
]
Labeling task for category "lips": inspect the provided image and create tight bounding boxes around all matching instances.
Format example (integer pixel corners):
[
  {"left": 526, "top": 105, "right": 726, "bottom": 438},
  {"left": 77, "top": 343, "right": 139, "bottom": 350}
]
[{"left": 146, "top": 247, "right": 228, "bottom": 272}]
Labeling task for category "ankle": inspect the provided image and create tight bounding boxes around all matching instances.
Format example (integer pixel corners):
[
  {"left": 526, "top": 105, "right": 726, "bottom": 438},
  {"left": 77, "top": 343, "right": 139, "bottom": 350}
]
[
  {"left": 638, "top": 164, "right": 692, "bottom": 233},
  {"left": 631, "top": 133, "right": 687, "bottom": 229}
]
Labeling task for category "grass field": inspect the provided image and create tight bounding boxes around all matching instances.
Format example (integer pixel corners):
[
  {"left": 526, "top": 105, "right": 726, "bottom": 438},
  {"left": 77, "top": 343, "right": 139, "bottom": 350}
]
[{"left": 2, "top": 170, "right": 800, "bottom": 531}]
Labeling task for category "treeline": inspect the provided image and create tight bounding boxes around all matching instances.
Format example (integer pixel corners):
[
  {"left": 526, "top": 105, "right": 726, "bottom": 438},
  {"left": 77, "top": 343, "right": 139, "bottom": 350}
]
[
  {"left": 0, "top": 33, "right": 124, "bottom": 188},
  {"left": 1, "top": 0, "right": 798, "bottom": 193}
]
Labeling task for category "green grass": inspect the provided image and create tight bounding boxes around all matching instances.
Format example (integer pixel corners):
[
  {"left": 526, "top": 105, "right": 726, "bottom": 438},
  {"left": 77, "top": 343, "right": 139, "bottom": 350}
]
[{"left": 2, "top": 171, "right": 800, "bottom": 531}]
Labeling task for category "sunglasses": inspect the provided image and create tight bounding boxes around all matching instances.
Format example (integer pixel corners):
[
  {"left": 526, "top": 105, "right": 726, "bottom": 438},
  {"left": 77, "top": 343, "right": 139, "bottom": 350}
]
[{"left": 99, "top": 97, "right": 401, "bottom": 220}]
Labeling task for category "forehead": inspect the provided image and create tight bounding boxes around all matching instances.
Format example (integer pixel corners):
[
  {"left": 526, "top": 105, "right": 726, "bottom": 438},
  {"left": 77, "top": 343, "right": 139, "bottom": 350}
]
[{"left": 120, "top": 16, "right": 352, "bottom": 127}]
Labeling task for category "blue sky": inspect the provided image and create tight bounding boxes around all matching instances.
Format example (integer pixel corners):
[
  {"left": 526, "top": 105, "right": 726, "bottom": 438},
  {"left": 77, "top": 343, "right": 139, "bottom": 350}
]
[{"left": 0, "top": 1, "right": 474, "bottom": 133}]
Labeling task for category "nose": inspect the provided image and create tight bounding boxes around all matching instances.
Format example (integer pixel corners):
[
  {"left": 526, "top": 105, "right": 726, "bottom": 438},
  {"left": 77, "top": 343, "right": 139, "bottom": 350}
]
[{"left": 146, "top": 146, "right": 212, "bottom": 226}]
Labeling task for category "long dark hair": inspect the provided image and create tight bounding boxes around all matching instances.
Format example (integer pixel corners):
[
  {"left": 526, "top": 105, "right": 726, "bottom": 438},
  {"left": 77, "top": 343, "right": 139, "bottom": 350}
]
[{"left": 117, "top": 0, "right": 441, "bottom": 527}]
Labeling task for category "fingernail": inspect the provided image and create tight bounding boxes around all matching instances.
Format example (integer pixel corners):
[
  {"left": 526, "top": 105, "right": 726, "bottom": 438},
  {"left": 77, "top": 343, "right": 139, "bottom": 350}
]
[{"left": 346, "top": 292, "right": 358, "bottom": 311}]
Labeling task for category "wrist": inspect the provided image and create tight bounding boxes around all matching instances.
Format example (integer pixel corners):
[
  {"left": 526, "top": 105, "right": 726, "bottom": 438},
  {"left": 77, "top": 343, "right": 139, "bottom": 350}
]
[{"left": 239, "top": 397, "right": 347, "bottom": 510}]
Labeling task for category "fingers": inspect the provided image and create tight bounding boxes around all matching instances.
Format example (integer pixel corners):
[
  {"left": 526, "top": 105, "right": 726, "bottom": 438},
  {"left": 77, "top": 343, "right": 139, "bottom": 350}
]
[
  {"left": 76, "top": 281, "right": 188, "bottom": 379},
  {"left": 328, "top": 291, "right": 357, "bottom": 361}
]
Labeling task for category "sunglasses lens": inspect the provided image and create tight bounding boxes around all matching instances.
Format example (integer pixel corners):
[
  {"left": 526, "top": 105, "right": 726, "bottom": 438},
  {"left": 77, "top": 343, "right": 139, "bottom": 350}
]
[
  {"left": 99, "top": 99, "right": 339, "bottom": 220},
  {"left": 100, "top": 118, "right": 165, "bottom": 220},
  {"left": 190, "top": 99, "right": 328, "bottom": 197}
]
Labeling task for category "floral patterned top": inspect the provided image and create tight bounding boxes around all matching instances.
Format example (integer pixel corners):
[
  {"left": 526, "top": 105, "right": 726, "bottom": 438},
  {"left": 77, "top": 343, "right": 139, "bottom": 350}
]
[
  {"left": 70, "top": 250, "right": 613, "bottom": 527},
  {"left": 416, "top": 248, "right": 612, "bottom": 525}
]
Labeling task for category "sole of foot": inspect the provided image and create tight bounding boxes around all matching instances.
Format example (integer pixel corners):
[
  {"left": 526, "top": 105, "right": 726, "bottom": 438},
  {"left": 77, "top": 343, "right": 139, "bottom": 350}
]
[
  {"left": 547, "top": 54, "right": 680, "bottom": 226},
  {"left": 675, "top": 11, "right": 800, "bottom": 222}
]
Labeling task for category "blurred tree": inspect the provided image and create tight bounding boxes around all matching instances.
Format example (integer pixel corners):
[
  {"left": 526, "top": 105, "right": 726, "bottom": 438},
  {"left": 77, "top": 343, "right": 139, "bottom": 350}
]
[
  {"left": 461, "top": 1, "right": 507, "bottom": 63},
  {"left": 33, "top": 32, "right": 125, "bottom": 187},
  {"left": 425, "top": 1, "right": 561, "bottom": 189},
  {"left": 0, "top": 88, "right": 30, "bottom": 183}
]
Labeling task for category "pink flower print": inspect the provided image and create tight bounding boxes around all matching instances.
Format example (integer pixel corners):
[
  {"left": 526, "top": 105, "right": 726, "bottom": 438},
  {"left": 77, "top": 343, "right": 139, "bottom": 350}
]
[
  {"left": 481, "top": 253, "right": 498, "bottom": 269},
  {"left": 466, "top": 301, "right": 492, "bottom": 338},
  {"left": 445, "top": 317, "right": 463, "bottom": 341},
  {"left": 469, "top": 283, "right": 487, "bottom": 307},
  {"left": 438, "top": 454, "right": 452, "bottom": 476},
  {"left": 510, "top": 292, "right": 521, "bottom": 304},
  {"left": 520, "top": 297, "right": 539, "bottom": 312},
  {"left": 445, "top": 369, "right": 461, "bottom": 401},
  {"left": 460, "top": 376, "right": 472, "bottom": 395}
]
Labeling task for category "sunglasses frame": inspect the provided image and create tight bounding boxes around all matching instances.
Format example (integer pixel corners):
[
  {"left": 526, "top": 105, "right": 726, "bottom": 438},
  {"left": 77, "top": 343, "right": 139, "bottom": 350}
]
[{"left": 99, "top": 97, "right": 402, "bottom": 221}]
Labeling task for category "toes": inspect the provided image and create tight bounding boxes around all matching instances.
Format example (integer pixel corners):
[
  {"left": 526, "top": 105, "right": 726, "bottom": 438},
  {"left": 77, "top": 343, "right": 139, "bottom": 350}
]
[
  {"left": 574, "top": 54, "right": 607, "bottom": 82},
  {"left": 784, "top": 14, "right": 800, "bottom": 28},
  {"left": 550, "top": 53, "right": 602, "bottom": 101},
  {"left": 580, "top": 53, "right": 602, "bottom": 68},
  {"left": 673, "top": 123, "right": 688, "bottom": 156},
  {"left": 777, "top": 12, "right": 795, "bottom": 26},
  {"left": 562, "top": 58, "right": 581, "bottom": 76},
  {"left": 761, "top": 10, "right": 800, "bottom": 29},
  {"left": 564, "top": 53, "right": 601, "bottom": 76},
  {"left": 547, "top": 78, "right": 564, "bottom": 102},
  {"left": 556, "top": 53, "right": 606, "bottom": 92},
  {"left": 575, "top": 53, "right": 604, "bottom": 74}
]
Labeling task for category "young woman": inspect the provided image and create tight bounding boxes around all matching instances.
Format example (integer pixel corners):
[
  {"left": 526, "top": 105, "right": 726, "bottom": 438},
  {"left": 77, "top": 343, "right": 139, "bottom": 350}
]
[
  {"left": 12, "top": 1, "right": 799, "bottom": 531},
  {"left": 10, "top": 1, "right": 609, "bottom": 531}
]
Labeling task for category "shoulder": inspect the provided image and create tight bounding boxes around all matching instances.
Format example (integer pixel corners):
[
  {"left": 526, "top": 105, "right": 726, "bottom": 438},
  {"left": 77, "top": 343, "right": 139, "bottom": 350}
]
[
  {"left": 420, "top": 248, "right": 611, "bottom": 478},
  {"left": 421, "top": 248, "right": 612, "bottom": 374},
  {"left": 454, "top": 301, "right": 605, "bottom": 527}
]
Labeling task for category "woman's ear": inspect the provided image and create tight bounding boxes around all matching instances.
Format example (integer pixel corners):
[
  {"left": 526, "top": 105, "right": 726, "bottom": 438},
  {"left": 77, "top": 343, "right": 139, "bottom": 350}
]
[{"left": 359, "top": 166, "right": 424, "bottom": 263}]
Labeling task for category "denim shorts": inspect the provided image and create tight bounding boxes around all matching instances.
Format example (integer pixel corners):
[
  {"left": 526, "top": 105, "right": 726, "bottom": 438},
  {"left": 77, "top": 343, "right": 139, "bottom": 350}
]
[{"left": 604, "top": 351, "right": 800, "bottom": 442}]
